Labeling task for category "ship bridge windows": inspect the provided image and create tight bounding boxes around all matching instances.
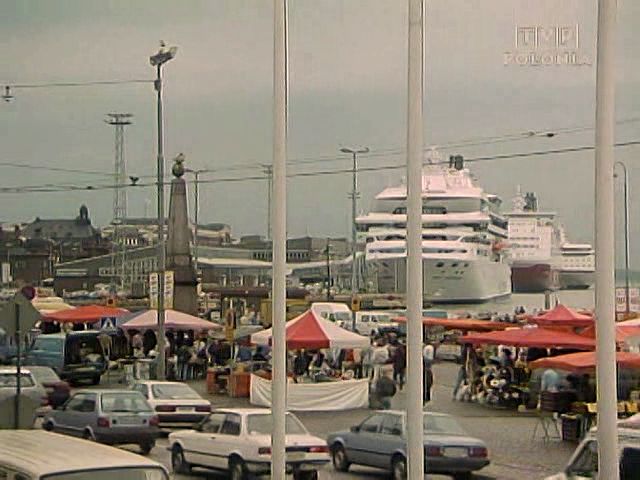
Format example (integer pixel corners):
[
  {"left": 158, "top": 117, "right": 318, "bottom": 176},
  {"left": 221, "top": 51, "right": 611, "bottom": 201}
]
[
  {"left": 422, "top": 247, "right": 468, "bottom": 254},
  {"left": 369, "top": 247, "right": 406, "bottom": 254},
  {"left": 391, "top": 206, "right": 448, "bottom": 215}
]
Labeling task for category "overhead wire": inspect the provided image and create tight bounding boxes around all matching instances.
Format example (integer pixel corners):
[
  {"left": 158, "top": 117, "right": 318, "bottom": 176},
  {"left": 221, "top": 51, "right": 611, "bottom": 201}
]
[
  {"left": 2, "top": 139, "right": 638, "bottom": 195},
  {"left": 2, "top": 116, "right": 639, "bottom": 179}
]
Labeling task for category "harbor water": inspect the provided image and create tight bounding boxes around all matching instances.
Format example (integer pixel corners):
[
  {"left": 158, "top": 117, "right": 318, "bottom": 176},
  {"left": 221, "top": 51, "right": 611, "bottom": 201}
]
[{"left": 434, "top": 289, "right": 595, "bottom": 316}]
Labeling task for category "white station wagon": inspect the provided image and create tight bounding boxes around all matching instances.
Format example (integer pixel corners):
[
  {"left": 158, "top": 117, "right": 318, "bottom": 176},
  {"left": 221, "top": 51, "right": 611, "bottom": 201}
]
[{"left": 168, "top": 408, "right": 330, "bottom": 480}]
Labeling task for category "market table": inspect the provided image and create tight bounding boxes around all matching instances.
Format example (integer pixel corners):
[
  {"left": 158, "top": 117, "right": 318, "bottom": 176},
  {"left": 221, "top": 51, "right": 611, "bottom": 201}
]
[{"left": 250, "top": 374, "right": 369, "bottom": 411}]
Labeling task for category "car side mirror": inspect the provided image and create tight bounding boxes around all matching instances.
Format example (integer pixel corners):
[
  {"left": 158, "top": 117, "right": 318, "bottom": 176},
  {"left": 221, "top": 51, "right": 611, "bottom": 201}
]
[
  {"left": 391, "top": 427, "right": 403, "bottom": 436},
  {"left": 350, "top": 425, "right": 360, "bottom": 433}
]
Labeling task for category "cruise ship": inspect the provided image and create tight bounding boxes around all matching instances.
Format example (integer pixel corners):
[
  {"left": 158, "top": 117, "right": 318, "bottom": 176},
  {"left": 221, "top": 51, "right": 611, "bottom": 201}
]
[
  {"left": 558, "top": 235, "right": 595, "bottom": 289},
  {"left": 356, "top": 154, "right": 511, "bottom": 304},
  {"left": 505, "top": 190, "right": 562, "bottom": 293}
]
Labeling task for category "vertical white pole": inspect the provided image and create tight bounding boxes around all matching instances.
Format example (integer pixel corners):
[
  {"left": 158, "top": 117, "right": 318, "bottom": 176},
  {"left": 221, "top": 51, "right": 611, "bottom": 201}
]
[
  {"left": 271, "top": 0, "right": 287, "bottom": 478},
  {"left": 406, "top": 0, "right": 424, "bottom": 478},
  {"left": 594, "top": 1, "right": 619, "bottom": 479}
]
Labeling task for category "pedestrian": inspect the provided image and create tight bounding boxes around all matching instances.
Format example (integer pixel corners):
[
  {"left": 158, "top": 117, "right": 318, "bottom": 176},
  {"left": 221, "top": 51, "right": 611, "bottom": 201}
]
[
  {"left": 371, "top": 340, "right": 389, "bottom": 382},
  {"left": 176, "top": 340, "right": 193, "bottom": 381},
  {"left": 371, "top": 370, "right": 397, "bottom": 410},
  {"left": 423, "top": 342, "right": 435, "bottom": 405},
  {"left": 423, "top": 367, "right": 434, "bottom": 404},
  {"left": 361, "top": 339, "right": 374, "bottom": 379},
  {"left": 392, "top": 342, "right": 406, "bottom": 390},
  {"left": 452, "top": 363, "right": 467, "bottom": 400},
  {"left": 293, "top": 350, "right": 309, "bottom": 378},
  {"left": 352, "top": 347, "right": 363, "bottom": 379},
  {"left": 422, "top": 342, "right": 435, "bottom": 369}
]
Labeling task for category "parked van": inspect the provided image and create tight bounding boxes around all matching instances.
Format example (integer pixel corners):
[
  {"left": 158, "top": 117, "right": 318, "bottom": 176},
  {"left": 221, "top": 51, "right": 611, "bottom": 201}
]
[
  {"left": 0, "top": 430, "right": 169, "bottom": 479},
  {"left": 354, "top": 311, "right": 397, "bottom": 336},
  {"left": 310, "top": 302, "right": 352, "bottom": 328},
  {"left": 25, "top": 331, "right": 129, "bottom": 385}
]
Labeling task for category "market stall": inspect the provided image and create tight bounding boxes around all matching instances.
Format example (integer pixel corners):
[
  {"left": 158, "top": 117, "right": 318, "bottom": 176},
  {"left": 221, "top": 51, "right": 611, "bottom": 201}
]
[
  {"left": 249, "top": 309, "right": 370, "bottom": 411},
  {"left": 530, "top": 351, "right": 640, "bottom": 372},
  {"left": 454, "top": 327, "right": 596, "bottom": 409},
  {"left": 119, "top": 309, "right": 222, "bottom": 332},
  {"left": 529, "top": 351, "right": 640, "bottom": 441},
  {"left": 460, "top": 326, "right": 596, "bottom": 350},
  {"left": 579, "top": 324, "right": 640, "bottom": 352},
  {"left": 40, "top": 304, "right": 129, "bottom": 332},
  {"left": 250, "top": 373, "right": 368, "bottom": 411},
  {"left": 393, "top": 316, "right": 516, "bottom": 332},
  {"left": 527, "top": 304, "right": 594, "bottom": 329},
  {"left": 42, "top": 305, "right": 128, "bottom": 324},
  {"left": 394, "top": 315, "right": 517, "bottom": 360},
  {"left": 119, "top": 310, "right": 222, "bottom": 382}
]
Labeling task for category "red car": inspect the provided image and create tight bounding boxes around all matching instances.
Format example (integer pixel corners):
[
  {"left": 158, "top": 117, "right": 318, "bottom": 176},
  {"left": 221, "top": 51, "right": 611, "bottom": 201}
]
[{"left": 25, "top": 365, "right": 71, "bottom": 409}]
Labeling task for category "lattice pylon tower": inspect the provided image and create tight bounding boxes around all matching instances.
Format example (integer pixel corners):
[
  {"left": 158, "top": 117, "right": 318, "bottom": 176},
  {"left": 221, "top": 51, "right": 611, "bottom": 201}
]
[{"left": 105, "top": 113, "right": 133, "bottom": 290}]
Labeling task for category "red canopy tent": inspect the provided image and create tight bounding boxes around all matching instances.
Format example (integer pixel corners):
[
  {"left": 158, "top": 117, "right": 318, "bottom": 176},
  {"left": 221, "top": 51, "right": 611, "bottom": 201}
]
[
  {"left": 579, "top": 324, "right": 640, "bottom": 344},
  {"left": 251, "top": 310, "right": 369, "bottom": 349},
  {"left": 528, "top": 304, "right": 593, "bottom": 328},
  {"left": 393, "top": 316, "right": 514, "bottom": 332},
  {"left": 42, "top": 305, "right": 129, "bottom": 324},
  {"left": 459, "top": 326, "right": 596, "bottom": 350},
  {"left": 530, "top": 351, "right": 640, "bottom": 373}
]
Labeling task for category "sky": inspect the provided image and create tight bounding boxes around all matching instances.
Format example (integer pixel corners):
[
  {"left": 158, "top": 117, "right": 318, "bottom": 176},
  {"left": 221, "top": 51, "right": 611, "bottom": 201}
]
[{"left": 1, "top": 1, "right": 639, "bottom": 265}]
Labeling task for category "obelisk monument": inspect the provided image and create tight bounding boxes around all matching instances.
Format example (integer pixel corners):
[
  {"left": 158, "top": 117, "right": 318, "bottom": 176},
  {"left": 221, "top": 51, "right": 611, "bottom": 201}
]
[{"left": 166, "top": 154, "right": 198, "bottom": 315}]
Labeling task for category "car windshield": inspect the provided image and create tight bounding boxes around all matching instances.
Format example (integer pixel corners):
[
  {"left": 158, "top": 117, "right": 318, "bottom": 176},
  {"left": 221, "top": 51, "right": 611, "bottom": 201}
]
[
  {"left": 0, "top": 372, "right": 35, "bottom": 387},
  {"left": 247, "top": 413, "right": 308, "bottom": 435},
  {"left": 332, "top": 312, "right": 351, "bottom": 322},
  {"left": 32, "top": 337, "right": 64, "bottom": 353},
  {"left": 151, "top": 383, "right": 201, "bottom": 400},
  {"left": 27, "top": 367, "right": 61, "bottom": 384},
  {"left": 43, "top": 467, "right": 168, "bottom": 480},
  {"left": 101, "top": 393, "right": 152, "bottom": 413},
  {"left": 423, "top": 415, "right": 467, "bottom": 435}
]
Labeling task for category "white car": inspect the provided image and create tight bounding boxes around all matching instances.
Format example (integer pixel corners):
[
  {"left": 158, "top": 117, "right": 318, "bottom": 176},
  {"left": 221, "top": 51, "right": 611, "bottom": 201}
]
[
  {"left": 544, "top": 427, "right": 640, "bottom": 480},
  {"left": 131, "top": 381, "right": 211, "bottom": 428},
  {"left": 169, "top": 408, "right": 330, "bottom": 480}
]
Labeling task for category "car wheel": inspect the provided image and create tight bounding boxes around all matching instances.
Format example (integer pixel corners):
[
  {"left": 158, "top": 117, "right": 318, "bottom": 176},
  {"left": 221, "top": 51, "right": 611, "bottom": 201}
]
[
  {"left": 82, "top": 430, "right": 94, "bottom": 442},
  {"left": 229, "top": 457, "right": 248, "bottom": 480},
  {"left": 391, "top": 455, "right": 407, "bottom": 480},
  {"left": 139, "top": 440, "right": 155, "bottom": 455},
  {"left": 171, "top": 445, "right": 191, "bottom": 474},
  {"left": 43, "top": 421, "right": 54, "bottom": 432},
  {"left": 453, "top": 473, "right": 472, "bottom": 480},
  {"left": 293, "top": 470, "right": 318, "bottom": 480},
  {"left": 331, "top": 444, "right": 351, "bottom": 472}
]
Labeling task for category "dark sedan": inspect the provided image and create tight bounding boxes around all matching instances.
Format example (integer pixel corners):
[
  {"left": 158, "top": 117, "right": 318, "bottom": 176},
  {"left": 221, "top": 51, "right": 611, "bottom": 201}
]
[{"left": 327, "top": 410, "right": 490, "bottom": 480}]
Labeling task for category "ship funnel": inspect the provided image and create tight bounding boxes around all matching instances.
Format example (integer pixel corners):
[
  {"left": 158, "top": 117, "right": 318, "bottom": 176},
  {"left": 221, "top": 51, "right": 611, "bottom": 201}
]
[{"left": 449, "top": 155, "right": 464, "bottom": 171}]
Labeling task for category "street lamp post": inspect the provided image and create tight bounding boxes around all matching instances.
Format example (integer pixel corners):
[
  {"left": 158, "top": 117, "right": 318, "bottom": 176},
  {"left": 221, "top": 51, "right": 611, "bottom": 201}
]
[
  {"left": 185, "top": 168, "right": 205, "bottom": 277},
  {"left": 150, "top": 43, "right": 177, "bottom": 381},
  {"left": 615, "top": 161, "right": 631, "bottom": 315},
  {"left": 594, "top": 0, "right": 619, "bottom": 478},
  {"left": 341, "top": 146, "right": 369, "bottom": 331},
  {"left": 406, "top": 0, "right": 425, "bottom": 478}
]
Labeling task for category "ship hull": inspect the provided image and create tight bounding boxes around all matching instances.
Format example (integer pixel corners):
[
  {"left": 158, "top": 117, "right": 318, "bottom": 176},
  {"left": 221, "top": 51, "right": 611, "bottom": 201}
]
[
  {"left": 510, "top": 264, "right": 559, "bottom": 293},
  {"left": 559, "top": 271, "right": 594, "bottom": 290},
  {"left": 369, "top": 257, "right": 512, "bottom": 304}
]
